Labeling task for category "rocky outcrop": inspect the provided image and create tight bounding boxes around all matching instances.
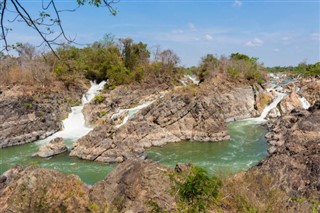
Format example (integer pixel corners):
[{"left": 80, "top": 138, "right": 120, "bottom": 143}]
[
  {"left": 198, "top": 75, "right": 262, "bottom": 122},
  {"left": 90, "top": 159, "right": 176, "bottom": 212},
  {"left": 72, "top": 74, "right": 266, "bottom": 163},
  {"left": 0, "top": 159, "right": 178, "bottom": 212},
  {"left": 257, "top": 101, "right": 320, "bottom": 200},
  {"left": 33, "top": 137, "right": 68, "bottom": 158},
  {"left": 0, "top": 166, "right": 91, "bottom": 213},
  {"left": 0, "top": 81, "right": 88, "bottom": 148},
  {"left": 71, "top": 92, "right": 229, "bottom": 163},
  {"left": 82, "top": 84, "right": 169, "bottom": 127},
  {"left": 299, "top": 78, "right": 320, "bottom": 105},
  {"left": 279, "top": 92, "right": 304, "bottom": 114}
]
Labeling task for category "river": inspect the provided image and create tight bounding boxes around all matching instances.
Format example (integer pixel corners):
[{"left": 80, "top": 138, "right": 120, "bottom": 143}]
[{"left": 0, "top": 78, "right": 291, "bottom": 185}]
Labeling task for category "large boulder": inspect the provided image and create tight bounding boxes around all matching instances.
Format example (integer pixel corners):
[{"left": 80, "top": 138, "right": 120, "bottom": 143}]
[
  {"left": 90, "top": 159, "right": 177, "bottom": 212},
  {"left": 33, "top": 137, "right": 68, "bottom": 158}
]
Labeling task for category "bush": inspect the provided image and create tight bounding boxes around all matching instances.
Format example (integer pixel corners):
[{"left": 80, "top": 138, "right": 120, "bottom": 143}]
[
  {"left": 93, "top": 95, "right": 104, "bottom": 104},
  {"left": 170, "top": 165, "right": 221, "bottom": 212}
]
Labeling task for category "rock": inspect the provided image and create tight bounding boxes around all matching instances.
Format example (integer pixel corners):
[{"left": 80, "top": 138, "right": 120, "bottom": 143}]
[
  {"left": 71, "top": 92, "right": 230, "bottom": 163},
  {"left": 90, "top": 159, "right": 177, "bottom": 212},
  {"left": 33, "top": 137, "right": 68, "bottom": 158},
  {"left": 253, "top": 102, "right": 320, "bottom": 202},
  {"left": 0, "top": 81, "right": 88, "bottom": 148},
  {"left": 0, "top": 167, "right": 91, "bottom": 212},
  {"left": 279, "top": 92, "right": 304, "bottom": 114},
  {"left": 300, "top": 78, "right": 320, "bottom": 105},
  {"left": 0, "top": 159, "right": 180, "bottom": 212}
]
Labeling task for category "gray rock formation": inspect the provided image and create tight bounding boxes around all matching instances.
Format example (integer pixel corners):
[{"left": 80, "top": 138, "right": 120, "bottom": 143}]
[
  {"left": 71, "top": 92, "right": 229, "bottom": 163},
  {"left": 259, "top": 101, "right": 320, "bottom": 200},
  {"left": 90, "top": 159, "right": 177, "bottom": 212},
  {"left": 0, "top": 82, "right": 88, "bottom": 148},
  {"left": 33, "top": 137, "right": 68, "bottom": 158}
]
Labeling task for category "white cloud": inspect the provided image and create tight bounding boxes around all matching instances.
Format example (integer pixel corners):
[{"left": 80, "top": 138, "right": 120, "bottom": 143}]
[
  {"left": 204, "top": 34, "right": 213, "bottom": 41},
  {"left": 172, "top": 29, "right": 184, "bottom": 34},
  {"left": 245, "top": 38, "right": 264, "bottom": 47},
  {"left": 273, "top": 48, "right": 280, "bottom": 52},
  {"left": 232, "top": 0, "right": 242, "bottom": 8},
  {"left": 188, "top": 23, "right": 196, "bottom": 31},
  {"left": 311, "top": 33, "right": 320, "bottom": 41},
  {"left": 281, "top": 36, "right": 290, "bottom": 41}
]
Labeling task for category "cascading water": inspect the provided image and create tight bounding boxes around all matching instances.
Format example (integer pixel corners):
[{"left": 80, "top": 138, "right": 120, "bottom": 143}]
[
  {"left": 37, "top": 81, "right": 106, "bottom": 146},
  {"left": 257, "top": 91, "right": 286, "bottom": 121},
  {"left": 147, "top": 75, "right": 288, "bottom": 175},
  {"left": 112, "top": 100, "right": 154, "bottom": 128},
  {"left": 0, "top": 80, "right": 114, "bottom": 185},
  {"left": 298, "top": 96, "right": 311, "bottom": 109},
  {"left": 187, "top": 74, "right": 200, "bottom": 85}
]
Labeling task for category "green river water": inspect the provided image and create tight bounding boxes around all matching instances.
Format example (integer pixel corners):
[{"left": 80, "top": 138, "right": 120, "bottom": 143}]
[{"left": 0, "top": 119, "right": 267, "bottom": 185}]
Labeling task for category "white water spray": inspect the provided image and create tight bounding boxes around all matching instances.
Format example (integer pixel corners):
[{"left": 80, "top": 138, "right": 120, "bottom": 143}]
[
  {"left": 187, "top": 75, "right": 200, "bottom": 85},
  {"left": 37, "top": 81, "right": 106, "bottom": 146},
  {"left": 112, "top": 101, "right": 154, "bottom": 128},
  {"left": 298, "top": 96, "right": 311, "bottom": 109}
]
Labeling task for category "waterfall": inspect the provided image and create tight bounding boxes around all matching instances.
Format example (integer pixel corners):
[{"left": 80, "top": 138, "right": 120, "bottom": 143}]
[
  {"left": 298, "top": 96, "right": 311, "bottom": 109},
  {"left": 258, "top": 92, "right": 286, "bottom": 120},
  {"left": 112, "top": 101, "right": 154, "bottom": 128},
  {"left": 187, "top": 75, "right": 200, "bottom": 85},
  {"left": 37, "top": 81, "right": 106, "bottom": 145}
]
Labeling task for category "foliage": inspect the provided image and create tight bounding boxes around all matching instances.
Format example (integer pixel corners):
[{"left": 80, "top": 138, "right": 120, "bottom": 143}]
[
  {"left": 93, "top": 94, "right": 104, "bottom": 104},
  {"left": 170, "top": 165, "right": 221, "bottom": 212},
  {"left": 266, "top": 62, "right": 320, "bottom": 77},
  {"left": 195, "top": 52, "right": 266, "bottom": 84}
]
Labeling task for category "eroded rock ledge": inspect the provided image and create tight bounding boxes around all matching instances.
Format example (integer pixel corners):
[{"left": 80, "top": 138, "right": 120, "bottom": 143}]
[
  {"left": 0, "top": 81, "right": 88, "bottom": 148},
  {"left": 70, "top": 93, "right": 229, "bottom": 163},
  {"left": 255, "top": 101, "right": 320, "bottom": 200}
]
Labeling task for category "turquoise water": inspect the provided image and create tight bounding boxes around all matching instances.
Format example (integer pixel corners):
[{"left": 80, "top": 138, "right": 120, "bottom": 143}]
[
  {"left": 0, "top": 120, "right": 268, "bottom": 184},
  {"left": 0, "top": 140, "right": 115, "bottom": 185},
  {"left": 146, "top": 120, "right": 268, "bottom": 176}
]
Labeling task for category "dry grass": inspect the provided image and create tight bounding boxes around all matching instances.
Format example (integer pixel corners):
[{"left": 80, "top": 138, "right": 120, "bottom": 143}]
[
  {"left": 0, "top": 62, "right": 53, "bottom": 86},
  {"left": 211, "top": 172, "right": 288, "bottom": 213}
]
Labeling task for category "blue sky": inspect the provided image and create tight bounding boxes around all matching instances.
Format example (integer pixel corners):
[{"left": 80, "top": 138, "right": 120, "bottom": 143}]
[{"left": 2, "top": 0, "right": 320, "bottom": 67}]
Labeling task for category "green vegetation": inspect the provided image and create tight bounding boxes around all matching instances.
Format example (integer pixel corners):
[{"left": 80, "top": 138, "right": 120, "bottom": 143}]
[
  {"left": 193, "top": 52, "right": 266, "bottom": 84},
  {"left": 93, "top": 94, "right": 104, "bottom": 104},
  {"left": 266, "top": 62, "right": 320, "bottom": 77},
  {"left": 170, "top": 165, "right": 221, "bottom": 212},
  {"left": 23, "top": 102, "right": 32, "bottom": 108}
]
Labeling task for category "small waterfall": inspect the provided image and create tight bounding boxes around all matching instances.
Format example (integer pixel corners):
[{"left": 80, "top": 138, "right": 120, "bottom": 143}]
[
  {"left": 37, "top": 81, "right": 106, "bottom": 145},
  {"left": 187, "top": 75, "right": 200, "bottom": 85},
  {"left": 245, "top": 91, "right": 286, "bottom": 123},
  {"left": 82, "top": 81, "right": 106, "bottom": 104},
  {"left": 259, "top": 92, "right": 286, "bottom": 120},
  {"left": 298, "top": 96, "right": 311, "bottom": 109},
  {"left": 112, "top": 101, "right": 154, "bottom": 128}
]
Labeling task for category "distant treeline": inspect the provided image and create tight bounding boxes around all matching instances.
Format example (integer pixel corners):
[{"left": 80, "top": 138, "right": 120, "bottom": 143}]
[
  {"left": 1, "top": 35, "right": 275, "bottom": 87},
  {"left": 266, "top": 62, "right": 320, "bottom": 77}
]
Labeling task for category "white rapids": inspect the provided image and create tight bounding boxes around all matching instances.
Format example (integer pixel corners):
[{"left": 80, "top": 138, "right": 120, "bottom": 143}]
[
  {"left": 37, "top": 81, "right": 106, "bottom": 146},
  {"left": 112, "top": 101, "right": 154, "bottom": 128}
]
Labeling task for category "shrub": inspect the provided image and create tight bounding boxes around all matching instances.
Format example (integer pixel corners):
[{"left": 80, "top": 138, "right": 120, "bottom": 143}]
[
  {"left": 93, "top": 95, "right": 104, "bottom": 104},
  {"left": 170, "top": 165, "right": 221, "bottom": 212}
]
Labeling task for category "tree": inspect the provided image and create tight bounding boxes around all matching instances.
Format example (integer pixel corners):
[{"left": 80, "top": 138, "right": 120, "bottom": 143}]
[
  {"left": 0, "top": 0, "right": 118, "bottom": 55},
  {"left": 198, "top": 54, "right": 219, "bottom": 82}
]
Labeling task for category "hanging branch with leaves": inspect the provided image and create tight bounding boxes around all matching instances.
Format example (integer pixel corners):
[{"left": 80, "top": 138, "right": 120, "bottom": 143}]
[{"left": 0, "top": 0, "right": 118, "bottom": 56}]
